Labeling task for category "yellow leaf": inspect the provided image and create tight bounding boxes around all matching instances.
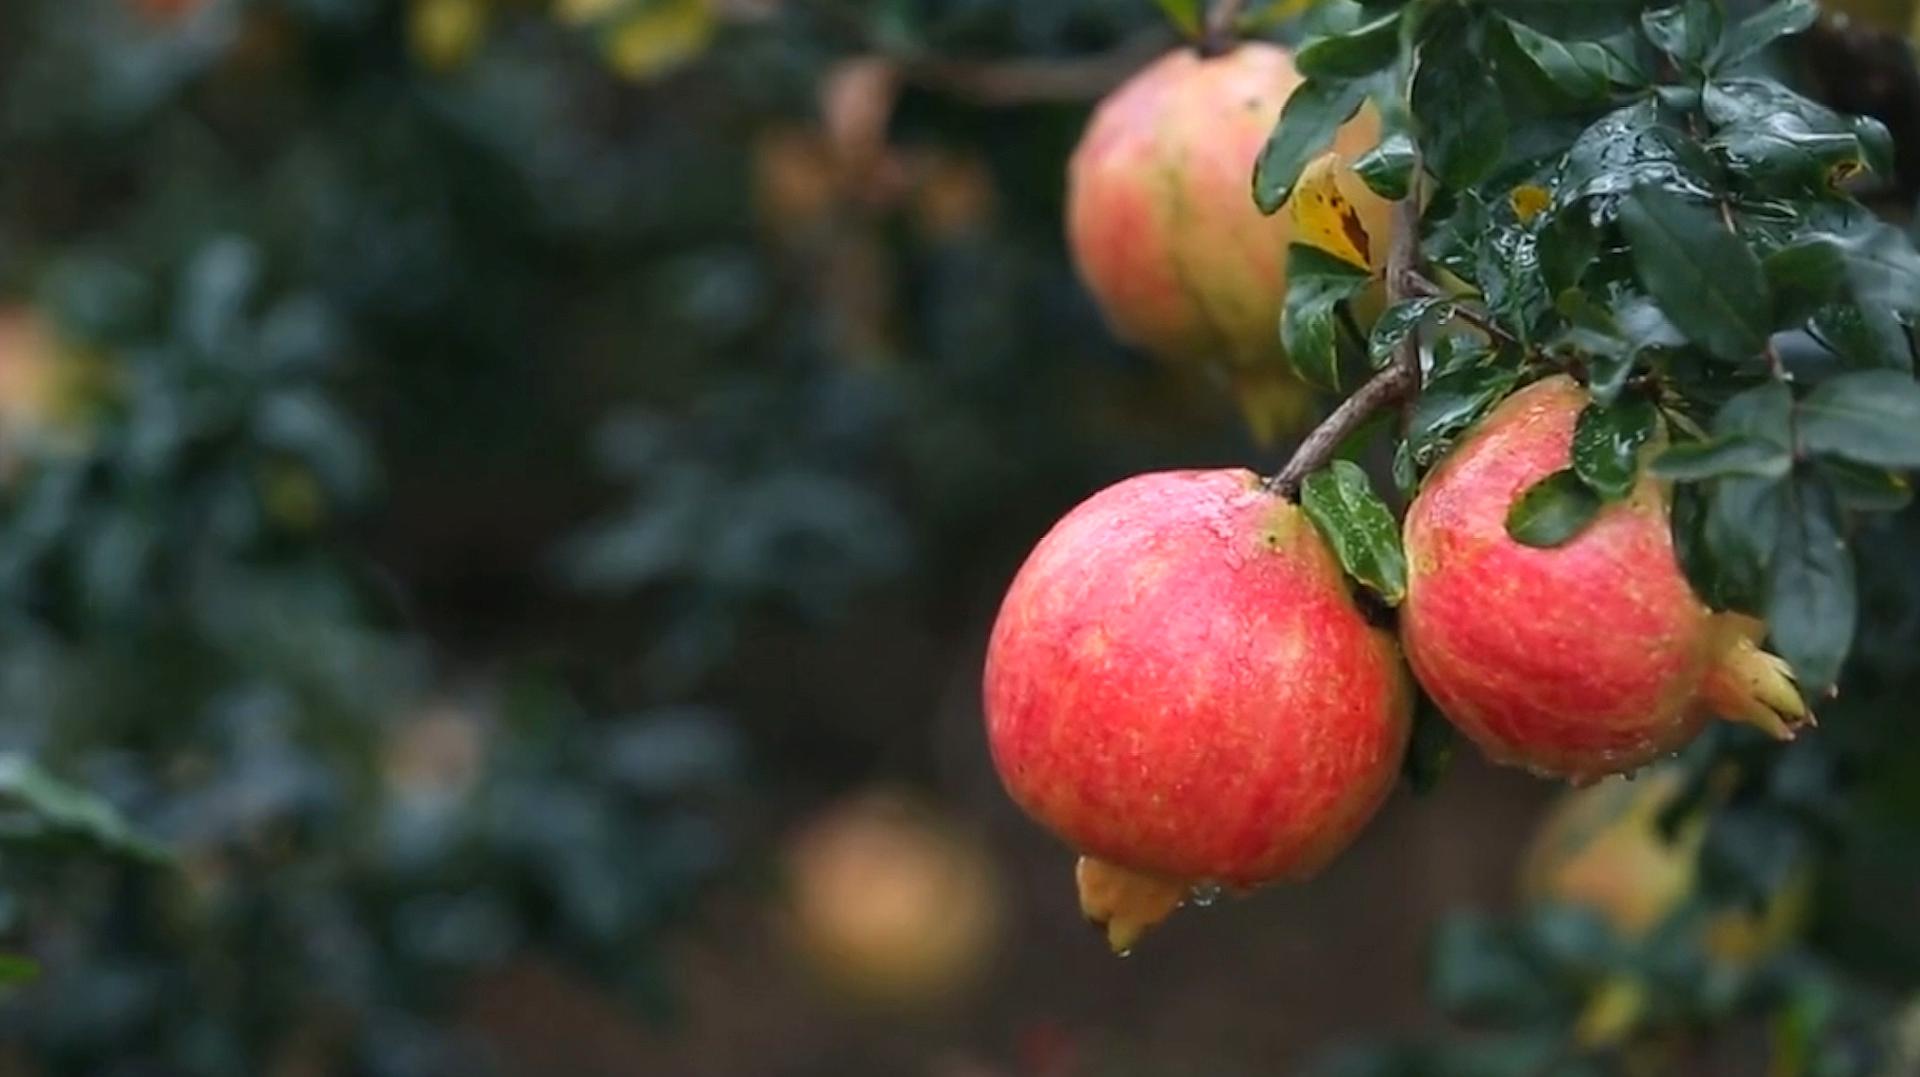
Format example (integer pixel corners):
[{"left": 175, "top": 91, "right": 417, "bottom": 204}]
[
  {"left": 603, "top": 0, "right": 712, "bottom": 80},
  {"left": 555, "top": 0, "right": 622, "bottom": 23},
  {"left": 409, "top": 0, "right": 489, "bottom": 72},
  {"left": 1510, "top": 183, "right": 1551, "bottom": 224},
  {"left": 1289, "top": 153, "right": 1373, "bottom": 271}
]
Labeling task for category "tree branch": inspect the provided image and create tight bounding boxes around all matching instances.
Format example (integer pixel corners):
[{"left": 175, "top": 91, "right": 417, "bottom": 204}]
[
  {"left": 1202, "top": 0, "right": 1251, "bottom": 57},
  {"left": 1266, "top": 183, "right": 1426, "bottom": 499}
]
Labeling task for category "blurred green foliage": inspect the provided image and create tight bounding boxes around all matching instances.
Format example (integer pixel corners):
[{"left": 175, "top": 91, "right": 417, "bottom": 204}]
[{"left": 0, "top": 0, "right": 1237, "bottom": 1071}]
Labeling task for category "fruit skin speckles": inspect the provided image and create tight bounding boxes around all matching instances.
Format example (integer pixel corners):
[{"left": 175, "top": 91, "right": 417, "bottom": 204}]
[
  {"left": 983, "top": 469, "right": 1412, "bottom": 950},
  {"left": 1401, "top": 376, "right": 1807, "bottom": 783}
]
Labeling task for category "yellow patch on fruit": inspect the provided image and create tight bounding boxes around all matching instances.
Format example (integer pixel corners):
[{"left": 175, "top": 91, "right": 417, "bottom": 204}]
[
  {"left": 1510, "top": 184, "right": 1551, "bottom": 224},
  {"left": 602, "top": 0, "right": 713, "bottom": 81},
  {"left": 1290, "top": 153, "right": 1374, "bottom": 271}
]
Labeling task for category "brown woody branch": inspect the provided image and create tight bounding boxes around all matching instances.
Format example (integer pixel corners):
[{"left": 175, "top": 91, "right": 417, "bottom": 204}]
[
  {"left": 1267, "top": 184, "right": 1427, "bottom": 499},
  {"left": 1201, "top": 0, "right": 1251, "bottom": 56}
]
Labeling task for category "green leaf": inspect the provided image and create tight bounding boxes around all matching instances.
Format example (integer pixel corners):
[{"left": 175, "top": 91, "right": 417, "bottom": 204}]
[
  {"left": 1716, "top": 0, "right": 1818, "bottom": 69},
  {"left": 1507, "top": 469, "right": 1603, "bottom": 548},
  {"left": 1689, "top": 383, "right": 1795, "bottom": 604},
  {"left": 1405, "top": 353, "right": 1522, "bottom": 470},
  {"left": 1254, "top": 79, "right": 1371, "bottom": 214},
  {"left": 1767, "top": 476, "right": 1854, "bottom": 694},
  {"left": 1401, "top": 695, "right": 1456, "bottom": 795},
  {"left": 1489, "top": 0, "right": 1648, "bottom": 40},
  {"left": 1152, "top": 0, "right": 1203, "bottom": 37},
  {"left": 1353, "top": 132, "right": 1417, "bottom": 201},
  {"left": 1413, "top": 30, "right": 1508, "bottom": 189},
  {"left": 1798, "top": 370, "right": 1920, "bottom": 469},
  {"left": 1652, "top": 435, "right": 1792, "bottom": 481},
  {"left": 1367, "top": 296, "right": 1454, "bottom": 368},
  {"left": 1702, "top": 80, "right": 1868, "bottom": 198},
  {"left": 1299, "top": 460, "right": 1408, "bottom": 605},
  {"left": 1297, "top": 12, "right": 1402, "bottom": 81},
  {"left": 1571, "top": 397, "right": 1658, "bottom": 500},
  {"left": 1709, "top": 474, "right": 1787, "bottom": 604},
  {"left": 1765, "top": 240, "right": 1847, "bottom": 327},
  {"left": 1618, "top": 185, "right": 1772, "bottom": 364},
  {"left": 1540, "top": 212, "right": 1601, "bottom": 298},
  {"left": 1500, "top": 17, "right": 1619, "bottom": 102},
  {"left": 0, "top": 755, "right": 167, "bottom": 863},
  {"left": 1642, "top": 1, "right": 1722, "bottom": 67},
  {"left": 1430, "top": 914, "right": 1557, "bottom": 1023},
  {"left": 0, "top": 955, "right": 38, "bottom": 991},
  {"left": 1816, "top": 457, "right": 1912, "bottom": 513},
  {"left": 1281, "top": 244, "right": 1373, "bottom": 389}
]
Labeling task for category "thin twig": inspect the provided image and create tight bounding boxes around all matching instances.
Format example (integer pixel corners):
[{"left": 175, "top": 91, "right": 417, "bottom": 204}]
[
  {"left": 1266, "top": 182, "right": 1427, "bottom": 499},
  {"left": 1202, "top": 0, "right": 1251, "bottom": 56},
  {"left": 1401, "top": 272, "right": 1520, "bottom": 347}
]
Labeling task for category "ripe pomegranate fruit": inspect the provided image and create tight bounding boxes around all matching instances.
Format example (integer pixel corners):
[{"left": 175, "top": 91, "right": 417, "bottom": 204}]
[
  {"left": 1066, "top": 43, "right": 1391, "bottom": 442},
  {"left": 984, "top": 470, "right": 1412, "bottom": 950},
  {"left": 1402, "top": 376, "right": 1807, "bottom": 782},
  {"left": 782, "top": 791, "right": 1002, "bottom": 1007}
]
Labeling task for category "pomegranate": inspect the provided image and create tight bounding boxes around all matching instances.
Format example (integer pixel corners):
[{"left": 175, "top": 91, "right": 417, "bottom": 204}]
[
  {"left": 782, "top": 791, "right": 1002, "bottom": 1007},
  {"left": 1065, "top": 43, "right": 1391, "bottom": 441},
  {"left": 984, "top": 469, "right": 1411, "bottom": 950},
  {"left": 1402, "top": 376, "right": 1807, "bottom": 782}
]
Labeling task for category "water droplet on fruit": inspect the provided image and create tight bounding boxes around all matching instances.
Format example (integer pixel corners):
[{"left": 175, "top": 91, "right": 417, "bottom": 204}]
[
  {"left": 1188, "top": 882, "right": 1222, "bottom": 908},
  {"left": 1114, "top": 947, "right": 1133, "bottom": 959}
]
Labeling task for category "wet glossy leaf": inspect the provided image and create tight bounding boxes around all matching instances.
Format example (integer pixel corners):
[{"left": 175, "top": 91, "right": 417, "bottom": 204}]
[
  {"left": 1413, "top": 29, "right": 1507, "bottom": 189},
  {"left": 1353, "top": 132, "right": 1417, "bottom": 200},
  {"left": 1572, "top": 397, "right": 1658, "bottom": 500},
  {"left": 1255, "top": 79, "right": 1372, "bottom": 213},
  {"left": 1405, "top": 355, "right": 1521, "bottom": 470},
  {"left": 1507, "top": 469, "right": 1603, "bottom": 547},
  {"left": 1619, "top": 186, "right": 1772, "bottom": 363},
  {"left": 1300, "top": 460, "right": 1407, "bottom": 604},
  {"left": 1281, "top": 245, "right": 1373, "bottom": 388},
  {"left": 1367, "top": 296, "right": 1454, "bottom": 368}
]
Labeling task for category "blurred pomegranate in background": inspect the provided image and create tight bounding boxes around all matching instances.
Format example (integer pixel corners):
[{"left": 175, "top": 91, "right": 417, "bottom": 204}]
[{"left": 781, "top": 790, "right": 1004, "bottom": 1009}]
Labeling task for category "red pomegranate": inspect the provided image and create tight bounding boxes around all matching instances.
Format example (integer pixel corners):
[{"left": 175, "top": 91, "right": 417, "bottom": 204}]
[
  {"left": 983, "top": 469, "right": 1411, "bottom": 950},
  {"left": 1065, "top": 43, "right": 1390, "bottom": 441},
  {"left": 1401, "top": 376, "right": 1807, "bottom": 782}
]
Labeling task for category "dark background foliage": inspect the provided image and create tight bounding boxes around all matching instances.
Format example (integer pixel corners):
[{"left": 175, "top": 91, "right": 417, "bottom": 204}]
[{"left": 1, "top": 0, "right": 1919, "bottom": 1074}]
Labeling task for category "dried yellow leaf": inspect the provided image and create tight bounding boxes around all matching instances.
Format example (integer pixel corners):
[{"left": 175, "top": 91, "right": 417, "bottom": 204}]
[
  {"left": 1510, "top": 184, "right": 1551, "bottom": 224},
  {"left": 1289, "top": 152, "right": 1373, "bottom": 271},
  {"left": 604, "top": 0, "right": 712, "bottom": 80}
]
